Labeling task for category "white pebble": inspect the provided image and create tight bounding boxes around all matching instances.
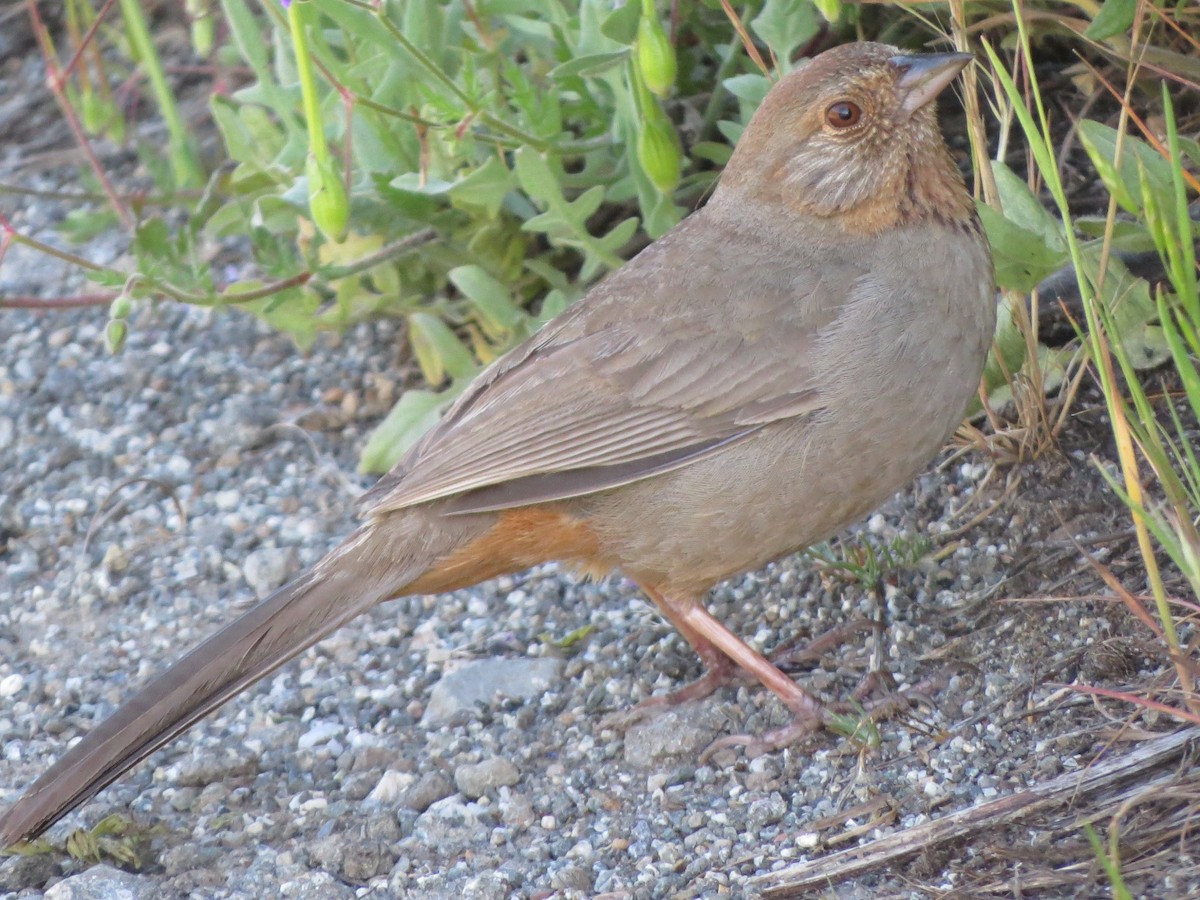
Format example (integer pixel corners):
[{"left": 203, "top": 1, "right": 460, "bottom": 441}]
[{"left": 0, "top": 674, "right": 24, "bottom": 698}]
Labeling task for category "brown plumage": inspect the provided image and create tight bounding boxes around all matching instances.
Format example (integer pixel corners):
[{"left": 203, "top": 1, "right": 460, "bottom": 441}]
[{"left": 0, "top": 41, "right": 994, "bottom": 846}]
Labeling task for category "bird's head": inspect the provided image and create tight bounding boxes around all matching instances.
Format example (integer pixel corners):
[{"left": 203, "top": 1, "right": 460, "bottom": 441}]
[{"left": 714, "top": 42, "right": 975, "bottom": 234}]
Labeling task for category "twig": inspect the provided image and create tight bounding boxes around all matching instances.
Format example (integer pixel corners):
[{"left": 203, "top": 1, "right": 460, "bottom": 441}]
[{"left": 751, "top": 728, "right": 1199, "bottom": 896}]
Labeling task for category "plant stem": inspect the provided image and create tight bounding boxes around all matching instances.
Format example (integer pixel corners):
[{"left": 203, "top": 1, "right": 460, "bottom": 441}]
[{"left": 117, "top": 0, "right": 204, "bottom": 187}]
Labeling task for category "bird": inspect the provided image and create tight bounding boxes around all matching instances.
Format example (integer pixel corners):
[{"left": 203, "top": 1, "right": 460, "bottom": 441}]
[{"left": 0, "top": 41, "right": 994, "bottom": 846}]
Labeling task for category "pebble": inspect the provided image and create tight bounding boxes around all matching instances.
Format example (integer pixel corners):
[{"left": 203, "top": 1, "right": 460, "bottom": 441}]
[
  {"left": 43, "top": 865, "right": 158, "bottom": 900},
  {"left": 242, "top": 546, "right": 299, "bottom": 597},
  {"left": 455, "top": 756, "right": 520, "bottom": 799},
  {"left": 0, "top": 674, "right": 24, "bottom": 698},
  {"left": 402, "top": 771, "right": 455, "bottom": 813},
  {"left": 622, "top": 703, "right": 727, "bottom": 767},
  {"left": 420, "top": 657, "right": 564, "bottom": 725}
]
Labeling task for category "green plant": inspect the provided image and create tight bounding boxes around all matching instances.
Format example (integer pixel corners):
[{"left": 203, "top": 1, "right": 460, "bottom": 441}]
[
  {"left": 0, "top": 810, "right": 150, "bottom": 867},
  {"left": 2, "top": 0, "right": 836, "bottom": 471},
  {"left": 807, "top": 534, "right": 934, "bottom": 587},
  {"left": 1084, "top": 821, "right": 1134, "bottom": 900},
  {"left": 983, "top": 1, "right": 1200, "bottom": 720}
]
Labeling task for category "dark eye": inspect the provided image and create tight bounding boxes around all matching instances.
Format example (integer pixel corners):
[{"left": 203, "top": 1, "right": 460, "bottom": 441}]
[{"left": 824, "top": 101, "right": 862, "bottom": 129}]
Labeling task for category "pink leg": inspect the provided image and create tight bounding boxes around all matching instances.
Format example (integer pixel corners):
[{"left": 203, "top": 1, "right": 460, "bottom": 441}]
[
  {"left": 617, "top": 587, "right": 939, "bottom": 759},
  {"left": 610, "top": 588, "right": 739, "bottom": 724},
  {"left": 634, "top": 585, "right": 823, "bottom": 720}
]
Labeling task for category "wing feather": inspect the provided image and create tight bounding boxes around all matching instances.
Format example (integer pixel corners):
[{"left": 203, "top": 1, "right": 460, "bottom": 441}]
[{"left": 361, "top": 212, "right": 856, "bottom": 517}]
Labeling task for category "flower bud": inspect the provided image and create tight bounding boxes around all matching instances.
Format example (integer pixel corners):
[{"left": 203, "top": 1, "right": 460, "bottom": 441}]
[
  {"left": 109, "top": 294, "right": 132, "bottom": 320},
  {"left": 306, "top": 153, "right": 349, "bottom": 243},
  {"left": 635, "top": 9, "right": 676, "bottom": 98},
  {"left": 636, "top": 112, "right": 681, "bottom": 194},
  {"left": 105, "top": 319, "right": 128, "bottom": 354}
]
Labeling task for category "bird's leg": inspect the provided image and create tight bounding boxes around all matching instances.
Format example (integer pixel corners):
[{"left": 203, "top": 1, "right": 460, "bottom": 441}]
[
  {"left": 614, "top": 585, "right": 830, "bottom": 729},
  {"left": 627, "top": 613, "right": 887, "bottom": 720},
  {"left": 615, "top": 587, "right": 938, "bottom": 760},
  {"left": 666, "top": 597, "right": 824, "bottom": 720},
  {"left": 767, "top": 619, "right": 883, "bottom": 670},
  {"left": 599, "top": 589, "right": 740, "bottom": 731},
  {"left": 648, "top": 629, "right": 740, "bottom": 707},
  {"left": 646, "top": 590, "right": 877, "bottom": 760}
]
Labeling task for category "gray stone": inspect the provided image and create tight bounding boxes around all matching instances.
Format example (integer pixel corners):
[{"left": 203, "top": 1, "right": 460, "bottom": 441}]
[
  {"left": 622, "top": 703, "right": 728, "bottom": 767},
  {"left": 276, "top": 870, "right": 356, "bottom": 900},
  {"left": 160, "top": 843, "right": 224, "bottom": 876},
  {"left": 401, "top": 771, "right": 454, "bottom": 813},
  {"left": 44, "top": 864, "right": 157, "bottom": 900},
  {"left": 341, "top": 838, "right": 393, "bottom": 882},
  {"left": 0, "top": 852, "right": 62, "bottom": 893},
  {"left": 173, "top": 745, "right": 259, "bottom": 787},
  {"left": 412, "top": 797, "right": 489, "bottom": 852},
  {"left": 454, "top": 757, "right": 519, "bottom": 799},
  {"left": 497, "top": 788, "right": 535, "bottom": 828},
  {"left": 242, "top": 546, "right": 297, "bottom": 597},
  {"left": 421, "top": 657, "right": 564, "bottom": 725}
]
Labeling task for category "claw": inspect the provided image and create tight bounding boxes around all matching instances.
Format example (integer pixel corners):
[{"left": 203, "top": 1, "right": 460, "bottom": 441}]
[
  {"left": 700, "top": 714, "right": 824, "bottom": 763},
  {"left": 769, "top": 619, "right": 883, "bottom": 671}
]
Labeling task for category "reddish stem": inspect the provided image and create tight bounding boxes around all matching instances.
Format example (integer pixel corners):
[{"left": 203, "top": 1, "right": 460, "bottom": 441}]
[
  {"left": 60, "top": 0, "right": 119, "bottom": 83},
  {"left": 0, "top": 292, "right": 119, "bottom": 309},
  {"left": 27, "top": 0, "right": 134, "bottom": 230}
]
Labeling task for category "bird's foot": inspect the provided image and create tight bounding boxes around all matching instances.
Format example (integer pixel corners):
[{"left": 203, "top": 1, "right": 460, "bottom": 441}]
[
  {"left": 699, "top": 710, "right": 825, "bottom": 761},
  {"left": 768, "top": 619, "right": 883, "bottom": 670},
  {"left": 699, "top": 666, "right": 959, "bottom": 762},
  {"left": 601, "top": 658, "right": 739, "bottom": 730},
  {"left": 847, "top": 665, "right": 956, "bottom": 721}
]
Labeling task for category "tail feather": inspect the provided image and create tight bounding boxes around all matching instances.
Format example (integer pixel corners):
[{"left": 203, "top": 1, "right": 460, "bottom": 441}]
[{"left": 0, "top": 521, "right": 437, "bottom": 846}]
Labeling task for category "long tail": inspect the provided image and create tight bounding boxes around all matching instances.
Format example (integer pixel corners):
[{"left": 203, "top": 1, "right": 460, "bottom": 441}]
[{"left": 0, "top": 516, "right": 467, "bottom": 846}]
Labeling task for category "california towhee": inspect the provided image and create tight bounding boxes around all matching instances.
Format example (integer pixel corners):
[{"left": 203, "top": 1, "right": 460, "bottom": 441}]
[{"left": 0, "top": 41, "right": 994, "bottom": 844}]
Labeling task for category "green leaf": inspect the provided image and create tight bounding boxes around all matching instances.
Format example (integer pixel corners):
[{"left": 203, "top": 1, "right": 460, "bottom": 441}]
[
  {"left": 514, "top": 148, "right": 635, "bottom": 279},
  {"left": 691, "top": 141, "right": 733, "bottom": 166},
  {"left": 1084, "top": 0, "right": 1136, "bottom": 41},
  {"left": 314, "top": 0, "right": 408, "bottom": 63},
  {"left": 536, "top": 288, "right": 571, "bottom": 324},
  {"left": 512, "top": 147, "right": 561, "bottom": 198},
  {"left": 220, "top": 0, "right": 293, "bottom": 115},
  {"left": 1091, "top": 250, "right": 1170, "bottom": 370},
  {"left": 359, "top": 389, "right": 449, "bottom": 474},
  {"left": 408, "top": 311, "right": 479, "bottom": 384},
  {"left": 715, "top": 119, "right": 745, "bottom": 145},
  {"left": 977, "top": 201, "right": 1068, "bottom": 292},
  {"left": 991, "top": 161, "right": 1065, "bottom": 252},
  {"left": 549, "top": 50, "right": 630, "bottom": 81},
  {"left": 722, "top": 73, "right": 771, "bottom": 104},
  {"left": 811, "top": 0, "right": 841, "bottom": 23},
  {"left": 600, "top": 0, "right": 641, "bottom": 44},
  {"left": 238, "top": 285, "right": 322, "bottom": 349},
  {"left": 979, "top": 293, "right": 1027, "bottom": 395},
  {"left": 447, "top": 156, "right": 515, "bottom": 219},
  {"left": 133, "top": 217, "right": 171, "bottom": 259},
  {"left": 1078, "top": 121, "right": 1176, "bottom": 217},
  {"left": 449, "top": 264, "right": 523, "bottom": 337},
  {"left": 751, "top": 0, "right": 820, "bottom": 61},
  {"left": 59, "top": 208, "right": 120, "bottom": 243},
  {"left": 1075, "top": 218, "right": 1157, "bottom": 252},
  {"left": 220, "top": 0, "right": 269, "bottom": 73}
]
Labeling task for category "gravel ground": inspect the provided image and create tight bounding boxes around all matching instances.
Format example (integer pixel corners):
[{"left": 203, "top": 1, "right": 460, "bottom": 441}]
[
  {"left": 2, "top": 32, "right": 1198, "bottom": 900},
  {"left": 2, "top": 250, "right": 1195, "bottom": 898}
]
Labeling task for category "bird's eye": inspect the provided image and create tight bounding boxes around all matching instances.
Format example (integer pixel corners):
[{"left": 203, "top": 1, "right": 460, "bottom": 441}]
[{"left": 824, "top": 101, "right": 863, "bottom": 129}]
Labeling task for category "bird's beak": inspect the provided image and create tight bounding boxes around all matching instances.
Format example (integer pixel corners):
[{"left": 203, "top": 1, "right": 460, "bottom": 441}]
[{"left": 891, "top": 52, "right": 973, "bottom": 116}]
